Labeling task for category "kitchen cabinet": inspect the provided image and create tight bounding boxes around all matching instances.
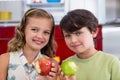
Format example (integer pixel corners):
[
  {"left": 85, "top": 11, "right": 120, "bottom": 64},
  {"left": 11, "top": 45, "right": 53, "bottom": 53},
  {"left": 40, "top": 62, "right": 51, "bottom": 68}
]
[
  {"left": 0, "top": 26, "right": 15, "bottom": 55},
  {"left": 0, "top": 0, "right": 24, "bottom": 22}
]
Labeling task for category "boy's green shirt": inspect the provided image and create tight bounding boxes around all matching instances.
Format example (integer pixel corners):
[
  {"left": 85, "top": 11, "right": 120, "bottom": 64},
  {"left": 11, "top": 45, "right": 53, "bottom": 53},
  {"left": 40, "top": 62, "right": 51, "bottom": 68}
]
[{"left": 65, "top": 51, "right": 120, "bottom": 80}]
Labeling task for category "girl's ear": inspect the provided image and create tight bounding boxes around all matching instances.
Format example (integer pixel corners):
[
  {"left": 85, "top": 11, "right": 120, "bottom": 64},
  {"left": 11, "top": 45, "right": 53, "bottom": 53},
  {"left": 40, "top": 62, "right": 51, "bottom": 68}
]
[{"left": 92, "top": 28, "right": 99, "bottom": 38}]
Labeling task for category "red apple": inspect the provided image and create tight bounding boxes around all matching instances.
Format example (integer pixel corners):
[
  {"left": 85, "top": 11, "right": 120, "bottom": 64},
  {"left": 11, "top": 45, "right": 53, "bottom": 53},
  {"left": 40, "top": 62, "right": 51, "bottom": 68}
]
[{"left": 33, "top": 56, "right": 52, "bottom": 76}]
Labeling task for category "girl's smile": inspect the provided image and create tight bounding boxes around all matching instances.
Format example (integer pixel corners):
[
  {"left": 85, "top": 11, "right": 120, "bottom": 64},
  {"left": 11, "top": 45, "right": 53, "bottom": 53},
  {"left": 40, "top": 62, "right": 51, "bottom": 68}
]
[{"left": 33, "top": 39, "right": 44, "bottom": 45}]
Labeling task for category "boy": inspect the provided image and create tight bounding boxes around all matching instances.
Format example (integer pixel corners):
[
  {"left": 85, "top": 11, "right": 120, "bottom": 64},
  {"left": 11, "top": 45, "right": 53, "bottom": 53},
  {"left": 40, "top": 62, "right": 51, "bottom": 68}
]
[{"left": 59, "top": 9, "right": 120, "bottom": 80}]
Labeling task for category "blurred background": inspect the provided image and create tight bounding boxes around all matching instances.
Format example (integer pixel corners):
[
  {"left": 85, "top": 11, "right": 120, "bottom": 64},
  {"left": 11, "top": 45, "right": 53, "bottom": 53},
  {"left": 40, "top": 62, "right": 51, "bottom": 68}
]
[{"left": 0, "top": 0, "right": 120, "bottom": 63}]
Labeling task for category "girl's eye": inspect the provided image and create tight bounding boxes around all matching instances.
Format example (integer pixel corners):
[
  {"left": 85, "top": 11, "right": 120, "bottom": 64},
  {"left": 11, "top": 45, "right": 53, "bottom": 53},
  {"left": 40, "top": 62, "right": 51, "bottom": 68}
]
[
  {"left": 31, "top": 28, "right": 38, "bottom": 32},
  {"left": 44, "top": 31, "right": 50, "bottom": 35}
]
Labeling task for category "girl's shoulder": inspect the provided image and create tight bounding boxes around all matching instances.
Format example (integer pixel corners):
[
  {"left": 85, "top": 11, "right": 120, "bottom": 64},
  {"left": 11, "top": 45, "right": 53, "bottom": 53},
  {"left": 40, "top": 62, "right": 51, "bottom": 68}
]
[
  {"left": 0, "top": 53, "right": 9, "bottom": 79},
  {"left": 0, "top": 53, "right": 9, "bottom": 64}
]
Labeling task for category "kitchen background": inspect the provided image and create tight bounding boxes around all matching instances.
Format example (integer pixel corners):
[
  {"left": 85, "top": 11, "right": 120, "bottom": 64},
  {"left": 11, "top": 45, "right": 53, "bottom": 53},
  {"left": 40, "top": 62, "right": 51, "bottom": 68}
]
[{"left": 0, "top": 0, "right": 120, "bottom": 61}]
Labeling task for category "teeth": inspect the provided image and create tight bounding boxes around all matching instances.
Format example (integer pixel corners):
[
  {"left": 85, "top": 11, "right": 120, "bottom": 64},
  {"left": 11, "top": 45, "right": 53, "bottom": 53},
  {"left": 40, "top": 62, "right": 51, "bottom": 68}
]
[{"left": 33, "top": 61, "right": 41, "bottom": 73}]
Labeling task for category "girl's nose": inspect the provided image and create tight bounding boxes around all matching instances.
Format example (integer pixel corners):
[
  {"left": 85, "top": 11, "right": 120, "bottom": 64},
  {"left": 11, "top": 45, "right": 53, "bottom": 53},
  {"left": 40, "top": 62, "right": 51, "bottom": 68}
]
[{"left": 37, "top": 32, "right": 44, "bottom": 39}]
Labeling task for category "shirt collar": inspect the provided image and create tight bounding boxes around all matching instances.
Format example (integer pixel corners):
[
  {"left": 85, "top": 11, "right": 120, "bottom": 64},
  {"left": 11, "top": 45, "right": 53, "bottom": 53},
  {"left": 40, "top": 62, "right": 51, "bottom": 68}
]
[{"left": 19, "top": 51, "right": 43, "bottom": 66}]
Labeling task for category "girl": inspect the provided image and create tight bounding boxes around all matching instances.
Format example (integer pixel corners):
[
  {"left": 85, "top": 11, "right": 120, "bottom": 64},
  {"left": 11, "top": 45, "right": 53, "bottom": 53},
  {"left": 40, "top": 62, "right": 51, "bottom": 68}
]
[{"left": 0, "top": 8, "right": 58, "bottom": 80}]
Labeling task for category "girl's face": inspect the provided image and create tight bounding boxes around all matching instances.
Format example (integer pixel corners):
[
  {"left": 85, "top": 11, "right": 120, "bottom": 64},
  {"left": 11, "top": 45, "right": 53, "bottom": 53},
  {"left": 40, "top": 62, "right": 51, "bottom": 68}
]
[
  {"left": 24, "top": 17, "right": 52, "bottom": 51},
  {"left": 63, "top": 27, "right": 98, "bottom": 54}
]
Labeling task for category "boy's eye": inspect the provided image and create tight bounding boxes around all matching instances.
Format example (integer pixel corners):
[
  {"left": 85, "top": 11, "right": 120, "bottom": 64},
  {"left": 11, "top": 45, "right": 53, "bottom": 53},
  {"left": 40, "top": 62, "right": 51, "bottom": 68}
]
[
  {"left": 75, "top": 32, "right": 81, "bottom": 36},
  {"left": 64, "top": 34, "right": 71, "bottom": 38}
]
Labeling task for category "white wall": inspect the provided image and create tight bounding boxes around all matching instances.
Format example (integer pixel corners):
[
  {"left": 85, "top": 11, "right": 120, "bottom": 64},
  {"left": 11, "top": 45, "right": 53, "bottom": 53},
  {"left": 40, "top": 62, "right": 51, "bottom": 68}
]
[
  {"left": 0, "top": 0, "right": 24, "bottom": 21},
  {"left": 102, "top": 25, "right": 120, "bottom": 59},
  {"left": 106, "top": 0, "right": 120, "bottom": 22},
  {"left": 67, "top": 0, "right": 106, "bottom": 24}
]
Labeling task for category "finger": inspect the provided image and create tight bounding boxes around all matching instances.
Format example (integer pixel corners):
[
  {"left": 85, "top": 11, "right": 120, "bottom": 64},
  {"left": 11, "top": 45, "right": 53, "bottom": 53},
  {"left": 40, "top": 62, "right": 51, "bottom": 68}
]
[
  {"left": 48, "top": 63, "right": 58, "bottom": 77},
  {"left": 46, "top": 75, "right": 58, "bottom": 80},
  {"left": 70, "top": 75, "right": 76, "bottom": 79},
  {"left": 58, "top": 71, "right": 65, "bottom": 80}
]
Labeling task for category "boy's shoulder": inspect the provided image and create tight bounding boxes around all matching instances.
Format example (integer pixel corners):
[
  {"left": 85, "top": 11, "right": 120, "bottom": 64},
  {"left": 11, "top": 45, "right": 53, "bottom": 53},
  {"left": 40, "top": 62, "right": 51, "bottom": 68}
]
[
  {"left": 99, "top": 51, "right": 117, "bottom": 58},
  {"left": 98, "top": 51, "right": 119, "bottom": 62},
  {"left": 63, "top": 54, "right": 77, "bottom": 62}
]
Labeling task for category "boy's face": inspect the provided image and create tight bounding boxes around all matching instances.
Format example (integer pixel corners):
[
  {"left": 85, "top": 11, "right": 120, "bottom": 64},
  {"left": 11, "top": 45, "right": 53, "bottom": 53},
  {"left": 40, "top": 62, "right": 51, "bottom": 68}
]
[
  {"left": 24, "top": 17, "right": 52, "bottom": 51},
  {"left": 63, "top": 27, "right": 98, "bottom": 54}
]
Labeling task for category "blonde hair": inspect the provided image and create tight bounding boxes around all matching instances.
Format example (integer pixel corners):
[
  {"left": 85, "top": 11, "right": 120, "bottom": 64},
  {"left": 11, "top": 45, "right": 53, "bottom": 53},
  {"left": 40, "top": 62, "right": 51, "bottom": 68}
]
[{"left": 8, "top": 8, "right": 56, "bottom": 57}]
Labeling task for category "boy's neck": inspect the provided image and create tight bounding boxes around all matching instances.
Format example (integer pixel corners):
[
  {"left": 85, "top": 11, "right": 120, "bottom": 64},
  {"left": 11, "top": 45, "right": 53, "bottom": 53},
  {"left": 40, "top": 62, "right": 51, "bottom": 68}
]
[{"left": 77, "top": 49, "right": 98, "bottom": 59}]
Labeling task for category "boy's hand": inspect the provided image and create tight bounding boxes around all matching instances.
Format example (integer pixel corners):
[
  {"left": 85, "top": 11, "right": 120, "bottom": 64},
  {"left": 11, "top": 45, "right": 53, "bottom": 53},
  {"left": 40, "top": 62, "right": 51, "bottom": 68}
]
[
  {"left": 64, "top": 75, "right": 76, "bottom": 80},
  {"left": 58, "top": 67, "right": 76, "bottom": 80}
]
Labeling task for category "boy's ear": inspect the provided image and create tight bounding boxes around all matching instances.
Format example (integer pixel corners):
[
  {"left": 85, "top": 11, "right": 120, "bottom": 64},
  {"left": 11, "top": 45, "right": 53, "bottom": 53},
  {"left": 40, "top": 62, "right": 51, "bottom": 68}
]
[{"left": 92, "top": 28, "right": 99, "bottom": 38}]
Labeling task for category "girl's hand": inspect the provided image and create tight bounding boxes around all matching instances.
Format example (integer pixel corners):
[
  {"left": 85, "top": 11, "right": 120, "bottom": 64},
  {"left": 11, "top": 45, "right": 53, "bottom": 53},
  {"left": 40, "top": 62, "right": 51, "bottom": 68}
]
[
  {"left": 46, "top": 58, "right": 59, "bottom": 80},
  {"left": 34, "top": 56, "right": 59, "bottom": 80},
  {"left": 37, "top": 59, "right": 59, "bottom": 80}
]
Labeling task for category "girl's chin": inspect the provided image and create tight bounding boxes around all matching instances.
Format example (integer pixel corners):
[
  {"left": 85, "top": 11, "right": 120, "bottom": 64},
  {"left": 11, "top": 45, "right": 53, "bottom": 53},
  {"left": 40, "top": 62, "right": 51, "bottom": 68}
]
[{"left": 31, "top": 46, "right": 43, "bottom": 51}]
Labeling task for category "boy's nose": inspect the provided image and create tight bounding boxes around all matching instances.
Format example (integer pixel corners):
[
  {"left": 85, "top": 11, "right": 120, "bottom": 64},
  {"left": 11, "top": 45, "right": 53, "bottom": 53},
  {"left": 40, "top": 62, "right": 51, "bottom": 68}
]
[{"left": 71, "top": 36, "right": 77, "bottom": 43}]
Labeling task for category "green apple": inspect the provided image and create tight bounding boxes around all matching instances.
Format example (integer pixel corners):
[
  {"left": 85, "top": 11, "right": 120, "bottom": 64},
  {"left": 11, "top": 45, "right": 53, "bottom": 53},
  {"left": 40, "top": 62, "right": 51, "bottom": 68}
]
[{"left": 61, "top": 60, "right": 77, "bottom": 76}]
